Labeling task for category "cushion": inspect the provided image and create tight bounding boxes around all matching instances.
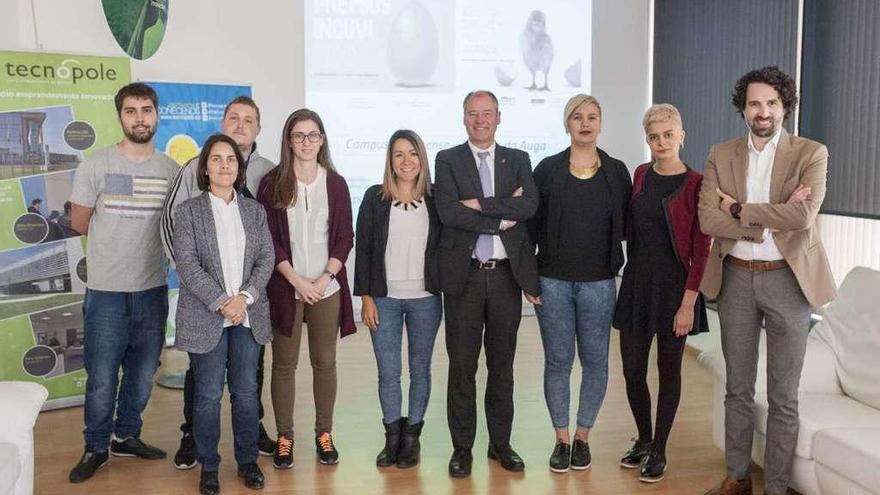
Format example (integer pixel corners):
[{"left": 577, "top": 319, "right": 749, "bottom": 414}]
[
  {"left": 752, "top": 393, "right": 880, "bottom": 460},
  {"left": 812, "top": 267, "right": 880, "bottom": 409},
  {"left": 0, "top": 442, "right": 20, "bottom": 495},
  {"left": 813, "top": 427, "right": 880, "bottom": 494},
  {"left": 697, "top": 333, "right": 841, "bottom": 395}
]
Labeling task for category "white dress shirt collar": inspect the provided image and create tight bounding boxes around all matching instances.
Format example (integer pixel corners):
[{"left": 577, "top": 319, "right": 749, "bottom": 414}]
[{"left": 747, "top": 128, "right": 783, "bottom": 154}]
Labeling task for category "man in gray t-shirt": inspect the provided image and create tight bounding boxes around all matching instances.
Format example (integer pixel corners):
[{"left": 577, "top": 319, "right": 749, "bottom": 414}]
[{"left": 68, "top": 82, "right": 179, "bottom": 484}]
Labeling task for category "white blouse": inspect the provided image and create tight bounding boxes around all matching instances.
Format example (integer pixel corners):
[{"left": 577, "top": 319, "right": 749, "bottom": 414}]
[
  {"left": 208, "top": 192, "right": 249, "bottom": 328},
  {"left": 385, "top": 200, "right": 431, "bottom": 299},
  {"left": 287, "top": 167, "right": 340, "bottom": 300}
]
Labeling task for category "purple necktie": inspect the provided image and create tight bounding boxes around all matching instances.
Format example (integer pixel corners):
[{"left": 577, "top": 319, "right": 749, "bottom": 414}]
[{"left": 475, "top": 150, "right": 493, "bottom": 263}]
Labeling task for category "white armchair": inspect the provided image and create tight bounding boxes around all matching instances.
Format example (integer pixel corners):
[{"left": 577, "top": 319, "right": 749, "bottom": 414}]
[
  {"left": 698, "top": 267, "right": 880, "bottom": 495},
  {"left": 0, "top": 382, "right": 48, "bottom": 495}
]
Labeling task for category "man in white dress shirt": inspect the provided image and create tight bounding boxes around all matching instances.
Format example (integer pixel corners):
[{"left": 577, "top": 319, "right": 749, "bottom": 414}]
[{"left": 698, "top": 66, "right": 837, "bottom": 495}]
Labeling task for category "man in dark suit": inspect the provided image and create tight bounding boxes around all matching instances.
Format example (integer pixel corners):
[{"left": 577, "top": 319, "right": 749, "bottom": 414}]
[{"left": 434, "top": 90, "right": 539, "bottom": 477}]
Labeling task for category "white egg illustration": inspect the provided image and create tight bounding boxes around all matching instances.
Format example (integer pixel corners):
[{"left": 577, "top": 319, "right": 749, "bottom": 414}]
[{"left": 387, "top": 2, "right": 440, "bottom": 87}]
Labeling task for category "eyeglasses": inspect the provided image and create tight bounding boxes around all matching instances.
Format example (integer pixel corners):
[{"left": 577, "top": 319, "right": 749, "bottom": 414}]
[{"left": 290, "top": 131, "right": 323, "bottom": 144}]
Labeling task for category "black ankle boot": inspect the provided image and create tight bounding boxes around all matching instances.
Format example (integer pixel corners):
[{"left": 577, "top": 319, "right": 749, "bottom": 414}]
[
  {"left": 396, "top": 419, "right": 424, "bottom": 469},
  {"left": 376, "top": 417, "right": 405, "bottom": 467}
]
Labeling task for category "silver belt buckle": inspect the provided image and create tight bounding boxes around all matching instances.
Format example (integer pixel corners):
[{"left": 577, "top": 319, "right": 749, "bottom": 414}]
[{"left": 481, "top": 260, "right": 497, "bottom": 270}]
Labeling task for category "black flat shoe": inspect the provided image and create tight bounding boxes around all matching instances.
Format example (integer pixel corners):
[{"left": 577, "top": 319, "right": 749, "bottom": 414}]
[
  {"left": 237, "top": 462, "right": 265, "bottom": 490},
  {"left": 620, "top": 438, "right": 650, "bottom": 469},
  {"left": 639, "top": 451, "right": 667, "bottom": 483},
  {"left": 448, "top": 448, "right": 472, "bottom": 478},
  {"left": 548, "top": 441, "right": 571, "bottom": 473},
  {"left": 488, "top": 444, "right": 525, "bottom": 472},
  {"left": 570, "top": 439, "right": 591, "bottom": 470},
  {"left": 199, "top": 470, "right": 220, "bottom": 495}
]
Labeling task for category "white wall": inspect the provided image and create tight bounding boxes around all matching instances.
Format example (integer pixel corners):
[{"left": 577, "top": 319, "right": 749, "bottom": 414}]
[{"left": 3, "top": 0, "right": 305, "bottom": 163}]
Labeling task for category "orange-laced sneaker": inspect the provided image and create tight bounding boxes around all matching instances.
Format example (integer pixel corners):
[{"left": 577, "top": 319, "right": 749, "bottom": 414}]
[
  {"left": 315, "top": 432, "right": 339, "bottom": 465},
  {"left": 273, "top": 433, "right": 294, "bottom": 470}
]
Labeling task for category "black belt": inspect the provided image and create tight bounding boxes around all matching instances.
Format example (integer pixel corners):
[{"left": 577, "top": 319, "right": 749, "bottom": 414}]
[{"left": 470, "top": 258, "right": 510, "bottom": 270}]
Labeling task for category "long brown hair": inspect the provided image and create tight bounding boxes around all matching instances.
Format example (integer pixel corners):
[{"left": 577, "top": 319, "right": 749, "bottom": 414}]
[
  {"left": 270, "top": 108, "right": 336, "bottom": 208},
  {"left": 380, "top": 129, "right": 432, "bottom": 201}
]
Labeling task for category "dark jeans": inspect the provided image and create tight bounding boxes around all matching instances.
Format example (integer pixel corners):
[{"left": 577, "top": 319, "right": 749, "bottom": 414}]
[
  {"left": 189, "top": 325, "right": 261, "bottom": 471},
  {"left": 83, "top": 286, "right": 168, "bottom": 452},
  {"left": 535, "top": 276, "right": 616, "bottom": 429},
  {"left": 620, "top": 328, "right": 687, "bottom": 454},
  {"left": 370, "top": 295, "right": 442, "bottom": 424},
  {"left": 445, "top": 263, "right": 522, "bottom": 450},
  {"left": 182, "top": 346, "right": 267, "bottom": 435}
]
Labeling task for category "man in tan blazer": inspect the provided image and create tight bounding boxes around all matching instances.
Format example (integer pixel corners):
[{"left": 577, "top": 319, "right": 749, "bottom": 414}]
[{"left": 698, "top": 66, "right": 836, "bottom": 495}]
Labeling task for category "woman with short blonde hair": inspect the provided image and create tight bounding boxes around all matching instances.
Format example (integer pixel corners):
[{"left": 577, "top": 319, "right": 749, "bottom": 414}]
[
  {"left": 527, "top": 94, "right": 632, "bottom": 473},
  {"left": 613, "top": 103, "right": 710, "bottom": 482}
]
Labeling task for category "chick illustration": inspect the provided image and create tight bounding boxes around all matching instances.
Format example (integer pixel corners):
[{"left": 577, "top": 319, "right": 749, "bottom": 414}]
[{"left": 519, "top": 10, "right": 554, "bottom": 91}]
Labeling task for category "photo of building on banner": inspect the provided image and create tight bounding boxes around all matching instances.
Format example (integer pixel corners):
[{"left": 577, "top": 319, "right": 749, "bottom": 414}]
[{"left": 0, "top": 50, "right": 130, "bottom": 409}]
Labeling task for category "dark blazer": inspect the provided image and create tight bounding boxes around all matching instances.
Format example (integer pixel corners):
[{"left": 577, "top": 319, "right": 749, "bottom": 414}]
[
  {"left": 353, "top": 184, "right": 441, "bottom": 296},
  {"left": 173, "top": 192, "right": 274, "bottom": 354},
  {"left": 433, "top": 142, "right": 539, "bottom": 296},
  {"left": 257, "top": 169, "right": 357, "bottom": 338},
  {"left": 528, "top": 147, "right": 633, "bottom": 276}
]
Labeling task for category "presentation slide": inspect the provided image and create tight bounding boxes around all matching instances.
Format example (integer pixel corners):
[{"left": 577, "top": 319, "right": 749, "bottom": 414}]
[{"left": 305, "top": 0, "right": 592, "bottom": 206}]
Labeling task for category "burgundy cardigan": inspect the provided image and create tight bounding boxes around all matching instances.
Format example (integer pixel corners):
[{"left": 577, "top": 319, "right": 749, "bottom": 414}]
[
  {"left": 257, "top": 169, "right": 356, "bottom": 338},
  {"left": 629, "top": 163, "right": 711, "bottom": 291}
]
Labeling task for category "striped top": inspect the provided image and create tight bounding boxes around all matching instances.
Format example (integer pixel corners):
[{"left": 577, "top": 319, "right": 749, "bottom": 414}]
[{"left": 69, "top": 145, "right": 178, "bottom": 292}]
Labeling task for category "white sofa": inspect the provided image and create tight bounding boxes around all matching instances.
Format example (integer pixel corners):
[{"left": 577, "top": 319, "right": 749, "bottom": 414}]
[
  {"left": 698, "top": 267, "right": 880, "bottom": 495},
  {"left": 0, "top": 382, "right": 48, "bottom": 495}
]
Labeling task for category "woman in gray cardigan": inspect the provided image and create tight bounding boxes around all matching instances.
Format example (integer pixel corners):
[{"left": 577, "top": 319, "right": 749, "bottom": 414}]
[{"left": 173, "top": 134, "right": 274, "bottom": 495}]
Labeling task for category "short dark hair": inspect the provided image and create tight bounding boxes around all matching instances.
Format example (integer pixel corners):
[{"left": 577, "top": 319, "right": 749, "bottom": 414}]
[
  {"left": 732, "top": 66, "right": 798, "bottom": 118},
  {"left": 223, "top": 95, "right": 261, "bottom": 126},
  {"left": 115, "top": 82, "right": 159, "bottom": 115},
  {"left": 462, "top": 90, "right": 499, "bottom": 111},
  {"left": 196, "top": 134, "right": 246, "bottom": 192},
  {"left": 31, "top": 198, "right": 42, "bottom": 205}
]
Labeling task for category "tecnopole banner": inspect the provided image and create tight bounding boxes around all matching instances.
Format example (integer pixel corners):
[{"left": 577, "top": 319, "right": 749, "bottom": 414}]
[{"left": 0, "top": 50, "right": 131, "bottom": 409}]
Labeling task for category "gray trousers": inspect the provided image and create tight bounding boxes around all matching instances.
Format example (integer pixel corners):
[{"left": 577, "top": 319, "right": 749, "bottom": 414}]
[{"left": 718, "top": 262, "right": 811, "bottom": 495}]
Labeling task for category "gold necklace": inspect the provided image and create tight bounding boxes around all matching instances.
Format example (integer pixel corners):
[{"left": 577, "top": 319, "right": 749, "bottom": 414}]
[{"left": 569, "top": 158, "right": 600, "bottom": 179}]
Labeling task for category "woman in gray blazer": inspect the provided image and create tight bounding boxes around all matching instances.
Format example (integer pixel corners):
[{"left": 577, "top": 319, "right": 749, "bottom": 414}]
[{"left": 173, "top": 134, "right": 274, "bottom": 495}]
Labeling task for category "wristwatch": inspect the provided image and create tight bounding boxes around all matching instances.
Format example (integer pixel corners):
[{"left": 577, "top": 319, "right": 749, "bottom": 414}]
[
  {"left": 730, "top": 202, "right": 743, "bottom": 219},
  {"left": 323, "top": 270, "right": 336, "bottom": 281}
]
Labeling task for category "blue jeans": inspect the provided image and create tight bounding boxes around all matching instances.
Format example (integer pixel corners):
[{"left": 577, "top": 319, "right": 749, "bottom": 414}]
[
  {"left": 83, "top": 286, "right": 168, "bottom": 452},
  {"left": 370, "top": 295, "right": 442, "bottom": 424},
  {"left": 535, "top": 276, "right": 616, "bottom": 429},
  {"left": 189, "top": 325, "right": 261, "bottom": 471}
]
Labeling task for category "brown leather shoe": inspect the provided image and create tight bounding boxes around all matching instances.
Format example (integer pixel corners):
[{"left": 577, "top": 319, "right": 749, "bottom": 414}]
[{"left": 703, "top": 477, "right": 753, "bottom": 495}]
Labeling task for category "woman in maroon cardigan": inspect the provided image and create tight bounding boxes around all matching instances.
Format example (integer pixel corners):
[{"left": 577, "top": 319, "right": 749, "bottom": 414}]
[
  {"left": 613, "top": 104, "right": 711, "bottom": 483},
  {"left": 257, "top": 108, "right": 355, "bottom": 469}
]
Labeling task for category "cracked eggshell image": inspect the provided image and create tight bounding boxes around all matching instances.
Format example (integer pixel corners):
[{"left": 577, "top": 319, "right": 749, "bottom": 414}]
[{"left": 386, "top": 1, "right": 440, "bottom": 87}]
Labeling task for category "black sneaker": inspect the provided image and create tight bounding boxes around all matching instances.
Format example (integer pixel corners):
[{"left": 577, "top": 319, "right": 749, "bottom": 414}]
[
  {"left": 570, "top": 439, "right": 591, "bottom": 470},
  {"left": 548, "top": 441, "right": 571, "bottom": 473},
  {"left": 237, "top": 461, "right": 265, "bottom": 490},
  {"left": 620, "top": 438, "right": 650, "bottom": 469},
  {"left": 69, "top": 450, "right": 109, "bottom": 483},
  {"left": 199, "top": 470, "right": 220, "bottom": 495},
  {"left": 110, "top": 436, "right": 167, "bottom": 459},
  {"left": 316, "top": 432, "right": 339, "bottom": 465},
  {"left": 639, "top": 450, "right": 667, "bottom": 483},
  {"left": 273, "top": 433, "right": 294, "bottom": 469},
  {"left": 174, "top": 433, "right": 198, "bottom": 469},
  {"left": 258, "top": 423, "right": 275, "bottom": 456}
]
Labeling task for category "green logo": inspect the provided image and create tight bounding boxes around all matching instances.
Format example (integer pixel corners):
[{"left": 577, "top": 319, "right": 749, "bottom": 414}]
[{"left": 102, "top": 0, "right": 169, "bottom": 60}]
